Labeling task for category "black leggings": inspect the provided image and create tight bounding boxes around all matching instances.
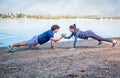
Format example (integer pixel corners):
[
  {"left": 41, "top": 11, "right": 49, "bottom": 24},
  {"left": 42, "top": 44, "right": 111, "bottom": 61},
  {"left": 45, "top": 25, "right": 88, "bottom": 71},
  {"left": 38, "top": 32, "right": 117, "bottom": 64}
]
[{"left": 86, "top": 30, "right": 113, "bottom": 43}]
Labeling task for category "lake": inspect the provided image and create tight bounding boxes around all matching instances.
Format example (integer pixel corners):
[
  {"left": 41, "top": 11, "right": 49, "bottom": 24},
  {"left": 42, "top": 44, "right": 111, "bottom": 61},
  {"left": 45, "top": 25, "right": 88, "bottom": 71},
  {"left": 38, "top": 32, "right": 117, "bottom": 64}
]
[{"left": 0, "top": 19, "right": 120, "bottom": 47}]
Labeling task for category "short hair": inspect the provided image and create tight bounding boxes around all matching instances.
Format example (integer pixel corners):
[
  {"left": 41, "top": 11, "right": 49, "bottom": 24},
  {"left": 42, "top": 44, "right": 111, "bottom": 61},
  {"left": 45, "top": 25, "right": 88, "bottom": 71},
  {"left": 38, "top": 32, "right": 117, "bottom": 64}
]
[
  {"left": 69, "top": 24, "right": 76, "bottom": 29},
  {"left": 51, "top": 25, "right": 60, "bottom": 31}
]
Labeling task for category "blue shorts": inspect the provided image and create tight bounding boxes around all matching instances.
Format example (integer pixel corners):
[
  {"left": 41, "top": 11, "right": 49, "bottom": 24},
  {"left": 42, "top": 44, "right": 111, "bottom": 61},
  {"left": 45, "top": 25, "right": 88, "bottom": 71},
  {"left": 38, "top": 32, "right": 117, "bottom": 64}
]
[{"left": 26, "top": 35, "right": 38, "bottom": 48}]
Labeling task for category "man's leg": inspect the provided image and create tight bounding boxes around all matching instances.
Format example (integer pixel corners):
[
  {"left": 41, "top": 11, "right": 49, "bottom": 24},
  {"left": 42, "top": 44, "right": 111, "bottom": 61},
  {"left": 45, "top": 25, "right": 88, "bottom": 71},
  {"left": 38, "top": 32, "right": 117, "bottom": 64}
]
[
  {"left": 11, "top": 41, "right": 27, "bottom": 48},
  {"left": 7, "top": 41, "right": 27, "bottom": 52}
]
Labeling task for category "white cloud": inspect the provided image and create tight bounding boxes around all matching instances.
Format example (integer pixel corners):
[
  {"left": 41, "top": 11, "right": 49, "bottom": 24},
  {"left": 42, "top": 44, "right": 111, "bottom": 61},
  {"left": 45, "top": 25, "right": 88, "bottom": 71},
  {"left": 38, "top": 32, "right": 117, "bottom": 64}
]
[{"left": 0, "top": 0, "right": 120, "bottom": 16}]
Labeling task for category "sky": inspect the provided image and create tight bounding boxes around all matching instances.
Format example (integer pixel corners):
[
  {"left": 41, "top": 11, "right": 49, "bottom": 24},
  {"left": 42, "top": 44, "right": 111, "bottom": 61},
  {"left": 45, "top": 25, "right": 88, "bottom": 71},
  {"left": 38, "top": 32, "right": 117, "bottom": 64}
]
[{"left": 0, "top": 0, "right": 120, "bottom": 16}]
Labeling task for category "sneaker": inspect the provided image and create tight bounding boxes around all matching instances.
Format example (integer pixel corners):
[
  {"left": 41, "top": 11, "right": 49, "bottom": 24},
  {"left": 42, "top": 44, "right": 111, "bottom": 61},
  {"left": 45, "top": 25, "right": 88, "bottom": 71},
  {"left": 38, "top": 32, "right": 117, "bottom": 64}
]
[
  {"left": 7, "top": 45, "right": 14, "bottom": 53},
  {"left": 112, "top": 42, "right": 118, "bottom": 48},
  {"left": 98, "top": 42, "right": 103, "bottom": 46},
  {"left": 17, "top": 47, "right": 22, "bottom": 51}
]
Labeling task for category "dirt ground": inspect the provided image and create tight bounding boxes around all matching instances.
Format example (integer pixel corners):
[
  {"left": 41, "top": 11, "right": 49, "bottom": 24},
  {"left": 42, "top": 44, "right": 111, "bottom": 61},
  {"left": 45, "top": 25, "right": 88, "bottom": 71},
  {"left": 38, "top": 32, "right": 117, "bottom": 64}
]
[{"left": 0, "top": 39, "right": 120, "bottom": 78}]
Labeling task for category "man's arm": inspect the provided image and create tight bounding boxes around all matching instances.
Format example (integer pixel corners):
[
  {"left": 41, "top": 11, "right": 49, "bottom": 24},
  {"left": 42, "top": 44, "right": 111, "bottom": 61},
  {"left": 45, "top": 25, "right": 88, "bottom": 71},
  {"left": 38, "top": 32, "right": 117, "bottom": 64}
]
[
  {"left": 51, "top": 36, "right": 63, "bottom": 42},
  {"left": 50, "top": 34, "right": 65, "bottom": 48},
  {"left": 51, "top": 40, "right": 55, "bottom": 49}
]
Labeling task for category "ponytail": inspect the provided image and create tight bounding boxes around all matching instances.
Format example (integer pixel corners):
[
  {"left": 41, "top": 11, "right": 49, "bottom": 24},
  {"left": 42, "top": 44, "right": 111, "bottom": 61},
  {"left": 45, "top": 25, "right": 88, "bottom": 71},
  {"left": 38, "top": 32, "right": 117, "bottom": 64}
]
[
  {"left": 73, "top": 24, "right": 76, "bottom": 28},
  {"left": 69, "top": 24, "right": 76, "bottom": 29}
]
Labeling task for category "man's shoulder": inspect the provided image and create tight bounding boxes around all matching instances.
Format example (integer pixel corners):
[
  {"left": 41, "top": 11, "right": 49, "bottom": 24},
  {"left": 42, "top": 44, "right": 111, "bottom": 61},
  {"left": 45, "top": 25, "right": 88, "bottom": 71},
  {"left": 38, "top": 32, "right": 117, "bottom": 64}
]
[
  {"left": 45, "top": 30, "right": 52, "bottom": 33},
  {"left": 47, "top": 30, "right": 53, "bottom": 34},
  {"left": 42, "top": 30, "right": 51, "bottom": 34},
  {"left": 42, "top": 30, "right": 53, "bottom": 37}
]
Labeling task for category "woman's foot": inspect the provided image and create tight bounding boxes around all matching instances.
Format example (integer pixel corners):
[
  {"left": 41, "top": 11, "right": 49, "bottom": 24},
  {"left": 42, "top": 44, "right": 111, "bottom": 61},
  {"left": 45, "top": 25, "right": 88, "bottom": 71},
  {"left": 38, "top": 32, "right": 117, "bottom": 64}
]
[
  {"left": 98, "top": 42, "right": 103, "bottom": 46},
  {"left": 7, "top": 45, "right": 14, "bottom": 53},
  {"left": 112, "top": 42, "right": 118, "bottom": 48}
]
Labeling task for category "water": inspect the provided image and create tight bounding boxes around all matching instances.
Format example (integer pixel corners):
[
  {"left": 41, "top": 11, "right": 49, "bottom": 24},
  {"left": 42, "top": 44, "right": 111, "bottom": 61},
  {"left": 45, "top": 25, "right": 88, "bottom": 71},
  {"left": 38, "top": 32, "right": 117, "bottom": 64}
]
[{"left": 0, "top": 19, "right": 120, "bottom": 47}]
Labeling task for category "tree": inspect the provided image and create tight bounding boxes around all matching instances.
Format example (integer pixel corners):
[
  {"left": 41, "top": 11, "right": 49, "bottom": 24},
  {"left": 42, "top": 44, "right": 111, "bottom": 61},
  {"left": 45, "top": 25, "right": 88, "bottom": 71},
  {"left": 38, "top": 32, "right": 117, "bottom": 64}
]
[{"left": 16, "top": 13, "right": 25, "bottom": 18}]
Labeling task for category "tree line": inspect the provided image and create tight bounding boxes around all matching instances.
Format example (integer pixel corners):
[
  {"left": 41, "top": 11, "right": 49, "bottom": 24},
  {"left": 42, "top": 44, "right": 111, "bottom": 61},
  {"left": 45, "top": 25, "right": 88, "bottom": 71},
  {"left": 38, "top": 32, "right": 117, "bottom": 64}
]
[{"left": 0, "top": 13, "right": 120, "bottom": 20}]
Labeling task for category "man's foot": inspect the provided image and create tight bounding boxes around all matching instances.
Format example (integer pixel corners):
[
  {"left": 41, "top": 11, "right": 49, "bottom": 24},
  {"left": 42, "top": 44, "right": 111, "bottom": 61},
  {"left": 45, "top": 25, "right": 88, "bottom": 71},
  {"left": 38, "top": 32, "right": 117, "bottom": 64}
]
[
  {"left": 98, "top": 42, "right": 103, "bottom": 46},
  {"left": 7, "top": 45, "right": 14, "bottom": 53},
  {"left": 112, "top": 42, "right": 118, "bottom": 48},
  {"left": 17, "top": 47, "right": 23, "bottom": 51}
]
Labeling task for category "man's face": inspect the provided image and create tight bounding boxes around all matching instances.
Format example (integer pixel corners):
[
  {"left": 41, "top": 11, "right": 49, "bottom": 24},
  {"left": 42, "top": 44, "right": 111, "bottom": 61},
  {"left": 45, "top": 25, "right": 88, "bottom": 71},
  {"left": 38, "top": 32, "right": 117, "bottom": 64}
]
[
  {"left": 69, "top": 28, "right": 74, "bottom": 33},
  {"left": 53, "top": 29, "right": 59, "bottom": 33}
]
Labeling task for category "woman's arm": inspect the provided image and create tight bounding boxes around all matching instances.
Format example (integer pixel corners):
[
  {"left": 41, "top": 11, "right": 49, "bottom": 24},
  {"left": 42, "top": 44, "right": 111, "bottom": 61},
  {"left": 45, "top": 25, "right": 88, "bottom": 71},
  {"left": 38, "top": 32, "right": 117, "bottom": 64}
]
[
  {"left": 73, "top": 31, "right": 79, "bottom": 48},
  {"left": 64, "top": 33, "right": 74, "bottom": 39},
  {"left": 69, "top": 36, "right": 78, "bottom": 50},
  {"left": 74, "top": 36, "right": 78, "bottom": 48}
]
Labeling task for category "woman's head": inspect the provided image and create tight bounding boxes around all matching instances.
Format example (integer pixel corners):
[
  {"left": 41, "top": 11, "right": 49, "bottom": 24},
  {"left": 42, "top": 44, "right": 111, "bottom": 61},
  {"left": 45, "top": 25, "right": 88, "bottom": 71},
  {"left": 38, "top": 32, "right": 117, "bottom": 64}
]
[
  {"left": 69, "top": 24, "right": 76, "bottom": 32},
  {"left": 51, "top": 25, "right": 60, "bottom": 33}
]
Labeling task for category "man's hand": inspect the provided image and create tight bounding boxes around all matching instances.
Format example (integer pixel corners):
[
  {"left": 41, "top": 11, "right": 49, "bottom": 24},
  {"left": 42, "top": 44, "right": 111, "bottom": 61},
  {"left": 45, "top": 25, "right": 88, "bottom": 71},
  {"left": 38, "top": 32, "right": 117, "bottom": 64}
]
[
  {"left": 51, "top": 46, "right": 55, "bottom": 49},
  {"left": 61, "top": 33, "right": 66, "bottom": 37}
]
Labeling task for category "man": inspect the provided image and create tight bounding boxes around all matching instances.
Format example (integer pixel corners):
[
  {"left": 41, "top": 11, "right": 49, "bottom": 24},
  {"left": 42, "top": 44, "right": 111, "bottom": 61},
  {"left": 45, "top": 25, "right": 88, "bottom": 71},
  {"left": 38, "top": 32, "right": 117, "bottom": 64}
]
[{"left": 7, "top": 25, "right": 66, "bottom": 52}]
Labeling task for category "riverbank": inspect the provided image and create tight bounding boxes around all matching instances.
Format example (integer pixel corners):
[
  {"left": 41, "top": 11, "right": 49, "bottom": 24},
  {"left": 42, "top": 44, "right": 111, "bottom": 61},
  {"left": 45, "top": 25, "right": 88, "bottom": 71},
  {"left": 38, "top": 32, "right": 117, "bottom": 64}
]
[
  {"left": 0, "top": 39, "right": 120, "bottom": 78},
  {"left": 0, "top": 14, "right": 120, "bottom": 20}
]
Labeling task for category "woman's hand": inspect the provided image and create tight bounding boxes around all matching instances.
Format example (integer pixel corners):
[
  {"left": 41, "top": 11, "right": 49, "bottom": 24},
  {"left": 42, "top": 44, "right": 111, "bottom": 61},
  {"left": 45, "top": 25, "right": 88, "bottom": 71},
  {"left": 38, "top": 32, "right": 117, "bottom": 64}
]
[{"left": 69, "top": 48, "right": 75, "bottom": 51}]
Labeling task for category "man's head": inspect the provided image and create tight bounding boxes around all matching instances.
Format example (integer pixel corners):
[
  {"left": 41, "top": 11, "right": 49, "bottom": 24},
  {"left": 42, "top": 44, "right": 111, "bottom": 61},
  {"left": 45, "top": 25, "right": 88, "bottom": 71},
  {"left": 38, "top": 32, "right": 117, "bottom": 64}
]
[
  {"left": 69, "top": 24, "right": 76, "bottom": 33},
  {"left": 51, "top": 25, "right": 60, "bottom": 33}
]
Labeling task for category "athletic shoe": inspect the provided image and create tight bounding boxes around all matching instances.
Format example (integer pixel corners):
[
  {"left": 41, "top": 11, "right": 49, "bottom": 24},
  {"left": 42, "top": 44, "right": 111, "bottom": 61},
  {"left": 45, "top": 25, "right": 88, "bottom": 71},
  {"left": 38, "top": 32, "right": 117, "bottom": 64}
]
[
  {"left": 98, "top": 42, "right": 103, "bottom": 46},
  {"left": 112, "top": 42, "right": 118, "bottom": 48},
  {"left": 7, "top": 45, "right": 14, "bottom": 53}
]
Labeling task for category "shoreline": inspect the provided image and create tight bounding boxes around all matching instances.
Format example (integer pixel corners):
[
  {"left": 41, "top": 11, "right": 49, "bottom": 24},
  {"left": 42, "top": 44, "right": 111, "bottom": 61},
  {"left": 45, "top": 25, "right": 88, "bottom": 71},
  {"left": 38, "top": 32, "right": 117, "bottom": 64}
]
[
  {"left": 0, "top": 37, "right": 120, "bottom": 49},
  {"left": 0, "top": 17, "right": 120, "bottom": 20}
]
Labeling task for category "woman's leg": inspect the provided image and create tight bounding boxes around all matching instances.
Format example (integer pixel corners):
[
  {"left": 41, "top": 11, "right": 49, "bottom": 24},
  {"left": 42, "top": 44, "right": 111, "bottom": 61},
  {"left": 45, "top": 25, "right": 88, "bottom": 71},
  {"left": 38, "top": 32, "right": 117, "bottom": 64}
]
[
  {"left": 86, "top": 30, "right": 113, "bottom": 43},
  {"left": 86, "top": 30, "right": 117, "bottom": 47}
]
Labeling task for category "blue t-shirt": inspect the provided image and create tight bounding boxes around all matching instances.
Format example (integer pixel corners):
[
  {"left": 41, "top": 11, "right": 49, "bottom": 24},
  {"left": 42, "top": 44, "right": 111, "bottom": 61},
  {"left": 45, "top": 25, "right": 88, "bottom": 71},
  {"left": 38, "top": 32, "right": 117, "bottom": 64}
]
[{"left": 38, "top": 30, "right": 54, "bottom": 45}]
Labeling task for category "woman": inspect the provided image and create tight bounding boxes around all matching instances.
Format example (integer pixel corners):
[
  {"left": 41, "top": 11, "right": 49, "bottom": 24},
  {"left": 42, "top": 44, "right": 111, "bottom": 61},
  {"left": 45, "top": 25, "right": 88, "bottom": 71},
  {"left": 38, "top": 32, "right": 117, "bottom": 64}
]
[
  {"left": 7, "top": 25, "right": 66, "bottom": 52},
  {"left": 64, "top": 24, "right": 117, "bottom": 48}
]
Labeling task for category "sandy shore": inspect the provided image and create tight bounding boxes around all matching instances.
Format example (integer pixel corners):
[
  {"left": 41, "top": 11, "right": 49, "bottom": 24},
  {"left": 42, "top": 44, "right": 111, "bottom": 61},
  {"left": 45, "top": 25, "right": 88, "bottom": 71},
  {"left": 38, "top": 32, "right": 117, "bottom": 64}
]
[{"left": 0, "top": 38, "right": 120, "bottom": 78}]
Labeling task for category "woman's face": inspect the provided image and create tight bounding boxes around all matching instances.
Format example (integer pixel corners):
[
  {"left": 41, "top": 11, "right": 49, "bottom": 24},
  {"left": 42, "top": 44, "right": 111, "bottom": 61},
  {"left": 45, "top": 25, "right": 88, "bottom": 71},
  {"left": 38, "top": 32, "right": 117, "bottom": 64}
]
[{"left": 69, "top": 28, "right": 74, "bottom": 33}]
